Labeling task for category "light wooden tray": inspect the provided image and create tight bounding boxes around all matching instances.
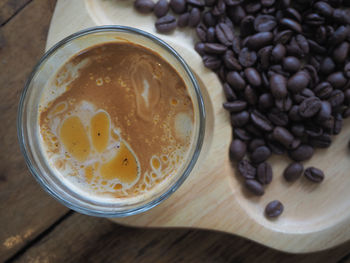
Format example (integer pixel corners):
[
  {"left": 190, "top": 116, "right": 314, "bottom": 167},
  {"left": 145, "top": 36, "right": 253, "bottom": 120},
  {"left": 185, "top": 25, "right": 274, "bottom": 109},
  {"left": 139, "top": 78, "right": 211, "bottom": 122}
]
[{"left": 46, "top": 0, "right": 350, "bottom": 253}]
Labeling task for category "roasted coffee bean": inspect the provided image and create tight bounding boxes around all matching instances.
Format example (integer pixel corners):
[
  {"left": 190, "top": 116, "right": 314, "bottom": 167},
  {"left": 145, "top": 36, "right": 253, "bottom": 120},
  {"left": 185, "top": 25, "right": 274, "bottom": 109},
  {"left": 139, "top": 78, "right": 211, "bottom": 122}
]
[
  {"left": 343, "top": 108, "right": 350, "bottom": 118},
  {"left": 289, "top": 105, "right": 302, "bottom": 122},
  {"left": 212, "top": 0, "right": 226, "bottom": 15},
  {"left": 316, "top": 101, "right": 332, "bottom": 121},
  {"left": 304, "top": 167, "right": 324, "bottom": 183},
  {"left": 202, "top": 54, "right": 221, "bottom": 69},
  {"left": 134, "top": 0, "right": 155, "bottom": 13},
  {"left": 314, "top": 82, "right": 333, "bottom": 99},
  {"left": 280, "top": 18, "right": 302, "bottom": 33},
  {"left": 227, "top": 5, "right": 246, "bottom": 24},
  {"left": 246, "top": 124, "right": 264, "bottom": 137},
  {"left": 287, "top": 71, "right": 310, "bottom": 93},
  {"left": 274, "top": 30, "right": 293, "bottom": 44},
  {"left": 223, "top": 83, "right": 237, "bottom": 101},
  {"left": 299, "top": 97, "right": 322, "bottom": 118},
  {"left": 244, "top": 1, "right": 261, "bottom": 13},
  {"left": 251, "top": 110, "right": 274, "bottom": 132},
  {"left": 305, "top": 13, "right": 325, "bottom": 26},
  {"left": 230, "top": 139, "right": 247, "bottom": 161},
  {"left": 238, "top": 159, "right": 256, "bottom": 179},
  {"left": 320, "top": 57, "right": 336, "bottom": 76},
  {"left": 194, "top": 42, "right": 205, "bottom": 56},
  {"left": 154, "top": 0, "right": 169, "bottom": 17},
  {"left": 305, "top": 125, "right": 323, "bottom": 137},
  {"left": 334, "top": 113, "right": 343, "bottom": 135},
  {"left": 244, "top": 85, "right": 258, "bottom": 105},
  {"left": 196, "top": 24, "right": 207, "bottom": 42},
  {"left": 273, "top": 126, "right": 294, "bottom": 148},
  {"left": 259, "top": 93, "right": 274, "bottom": 110},
  {"left": 269, "top": 64, "right": 289, "bottom": 77},
  {"left": 333, "top": 42, "right": 350, "bottom": 64},
  {"left": 283, "top": 56, "right": 300, "bottom": 73},
  {"left": 259, "top": 45, "right": 273, "bottom": 69},
  {"left": 283, "top": 162, "right": 303, "bottom": 182},
  {"left": 293, "top": 88, "right": 315, "bottom": 104},
  {"left": 328, "top": 90, "right": 345, "bottom": 108},
  {"left": 284, "top": 7, "right": 301, "bottom": 22},
  {"left": 206, "top": 27, "right": 216, "bottom": 43},
  {"left": 245, "top": 179, "right": 264, "bottom": 196},
  {"left": 254, "top": 15, "right": 276, "bottom": 32},
  {"left": 308, "top": 39, "right": 327, "bottom": 54},
  {"left": 289, "top": 144, "right": 314, "bottom": 162},
  {"left": 170, "top": 0, "right": 187, "bottom": 13},
  {"left": 275, "top": 96, "right": 292, "bottom": 112},
  {"left": 268, "top": 108, "right": 288, "bottom": 126},
  {"left": 231, "top": 34, "right": 241, "bottom": 54},
  {"left": 202, "top": 11, "right": 216, "bottom": 27},
  {"left": 257, "top": 162, "right": 273, "bottom": 185},
  {"left": 188, "top": 8, "right": 201, "bottom": 27},
  {"left": 223, "top": 100, "right": 247, "bottom": 112},
  {"left": 251, "top": 146, "right": 271, "bottom": 163},
  {"left": 223, "top": 50, "right": 242, "bottom": 70},
  {"left": 291, "top": 124, "right": 304, "bottom": 137},
  {"left": 204, "top": 43, "right": 227, "bottom": 54},
  {"left": 247, "top": 32, "right": 274, "bottom": 50},
  {"left": 231, "top": 111, "right": 250, "bottom": 127},
  {"left": 204, "top": 0, "right": 216, "bottom": 6},
  {"left": 314, "top": 1, "right": 333, "bottom": 17},
  {"left": 215, "top": 23, "right": 233, "bottom": 46},
  {"left": 249, "top": 139, "right": 266, "bottom": 152},
  {"left": 227, "top": 71, "right": 246, "bottom": 91},
  {"left": 239, "top": 48, "right": 257, "bottom": 67},
  {"left": 270, "top": 74, "right": 287, "bottom": 99},
  {"left": 267, "top": 140, "right": 285, "bottom": 155},
  {"left": 329, "top": 25, "right": 350, "bottom": 46},
  {"left": 344, "top": 62, "right": 350, "bottom": 78},
  {"left": 327, "top": 72, "right": 347, "bottom": 90},
  {"left": 240, "top": 15, "right": 255, "bottom": 38},
  {"left": 310, "top": 134, "right": 332, "bottom": 148},
  {"left": 271, "top": 44, "right": 286, "bottom": 63},
  {"left": 244, "top": 68, "right": 261, "bottom": 86},
  {"left": 187, "top": 0, "right": 204, "bottom": 7},
  {"left": 265, "top": 200, "right": 283, "bottom": 218},
  {"left": 178, "top": 13, "right": 190, "bottom": 27},
  {"left": 234, "top": 128, "right": 252, "bottom": 141},
  {"left": 155, "top": 15, "right": 177, "bottom": 32}
]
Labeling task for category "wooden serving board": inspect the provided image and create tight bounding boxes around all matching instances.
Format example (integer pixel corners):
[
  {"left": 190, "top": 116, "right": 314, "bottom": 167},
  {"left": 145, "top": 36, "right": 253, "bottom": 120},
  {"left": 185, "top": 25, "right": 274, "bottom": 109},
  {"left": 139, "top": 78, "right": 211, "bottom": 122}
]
[{"left": 46, "top": 0, "right": 350, "bottom": 253}]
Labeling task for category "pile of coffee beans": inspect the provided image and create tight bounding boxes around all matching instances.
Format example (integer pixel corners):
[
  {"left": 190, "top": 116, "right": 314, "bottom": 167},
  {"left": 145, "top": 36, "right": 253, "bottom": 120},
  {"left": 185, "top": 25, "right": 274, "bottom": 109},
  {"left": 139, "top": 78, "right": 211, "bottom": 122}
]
[{"left": 133, "top": 0, "right": 350, "bottom": 219}]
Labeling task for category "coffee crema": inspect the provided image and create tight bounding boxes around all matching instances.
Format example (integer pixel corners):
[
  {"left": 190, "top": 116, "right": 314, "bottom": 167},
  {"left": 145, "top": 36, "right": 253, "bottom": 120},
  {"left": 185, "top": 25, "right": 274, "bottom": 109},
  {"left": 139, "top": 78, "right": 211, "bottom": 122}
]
[{"left": 39, "top": 42, "right": 195, "bottom": 201}]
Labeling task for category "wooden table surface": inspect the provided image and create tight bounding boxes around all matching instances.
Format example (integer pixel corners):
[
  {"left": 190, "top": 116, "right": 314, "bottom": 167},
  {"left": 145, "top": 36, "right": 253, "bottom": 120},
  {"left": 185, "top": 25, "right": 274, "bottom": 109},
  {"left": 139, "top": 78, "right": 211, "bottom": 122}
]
[{"left": 1, "top": 0, "right": 350, "bottom": 262}]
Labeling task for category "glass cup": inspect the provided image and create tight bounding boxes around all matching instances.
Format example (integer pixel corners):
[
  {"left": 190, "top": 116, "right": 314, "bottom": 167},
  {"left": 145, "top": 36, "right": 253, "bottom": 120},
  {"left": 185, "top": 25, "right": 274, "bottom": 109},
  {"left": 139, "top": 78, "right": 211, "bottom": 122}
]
[{"left": 17, "top": 26, "right": 205, "bottom": 217}]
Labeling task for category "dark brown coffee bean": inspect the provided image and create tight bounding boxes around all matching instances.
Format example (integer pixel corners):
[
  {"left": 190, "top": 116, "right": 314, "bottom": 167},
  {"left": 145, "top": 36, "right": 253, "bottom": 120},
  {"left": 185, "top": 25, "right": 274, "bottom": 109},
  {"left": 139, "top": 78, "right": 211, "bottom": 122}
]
[
  {"left": 240, "top": 15, "right": 255, "bottom": 38},
  {"left": 223, "top": 83, "right": 236, "bottom": 101},
  {"left": 223, "top": 50, "right": 242, "bottom": 71},
  {"left": 238, "top": 159, "right": 256, "bottom": 179},
  {"left": 289, "top": 144, "right": 314, "bottom": 162},
  {"left": 206, "top": 27, "right": 216, "bottom": 43},
  {"left": 304, "top": 167, "right": 324, "bottom": 183},
  {"left": 308, "top": 39, "right": 327, "bottom": 54},
  {"left": 314, "top": 82, "right": 333, "bottom": 99},
  {"left": 244, "top": 85, "right": 258, "bottom": 105},
  {"left": 247, "top": 32, "right": 274, "bottom": 50},
  {"left": 261, "top": 0, "right": 275, "bottom": 7},
  {"left": 275, "top": 96, "right": 292, "bottom": 112},
  {"left": 234, "top": 128, "right": 252, "bottom": 141},
  {"left": 239, "top": 48, "right": 257, "bottom": 67},
  {"left": 299, "top": 97, "right": 322, "bottom": 118},
  {"left": 202, "top": 11, "right": 216, "bottom": 27},
  {"left": 188, "top": 8, "right": 201, "bottom": 27},
  {"left": 267, "top": 140, "right": 286, "bottom": 155},
  {"left": 334, "top": 113, "right": 343, "bottom": 135},
  {"left": 155, "top": 15, "right": 177, "bottom": 33},
  {"left": 215, "top": 23, "right": 233, "bottom": 46},
  {"left": 202, "top": 55, "right": 221, "bottom": 69},
  {"left": 283, "top": 162, "right": 303, "bottom": 182},
  {"left": 329, "top": 26, "right": 350, "bottom": 46},
  {"left": 134, "top": 0, "right": 155, "bottom": 13},
  {"left": 333, "top": 42, "right": 350, "bottom": 64},
  {"left": 305, "top": 125, "right": 323, "bottom": 137},
  {"left": 305, "top": 13, "right": 325, "bottom": 26},
  {"left": 271, "top": 44, "right": 286, "bottom": 63},
  {"left": 310, "top": 133, "right": 332, "bottom": 148},
  {"left": 288, "top": 105, "right": 302, "bottom": 122},
  {"left": 284, "top": 7, "right": 301, "bottom": 21},
  {"left": 178, "top": 13, "right": 190, "bottom": 27},
  {"left": 268, "top": 108, "right": 288, "bottom": 126},
  {"left": 212, "top": 0, "right": 226, "bottom": 15},
  {"left": 231, "top": 111, "right": 249, "bottom": 127},
  {"left": 344, "top": 62, "right": 350, "bottom": 78},
  {"left": 270, "top": 74, "right": 287, "bottom": 99},
  {"left": 280, "top": 18, "right": 302, "bottom": 33},
  {"left": 316, "top": 101, "right": 332, "bottom": 121},
  {"left": 343, "top": 107, "right": 350, "bottom": 118},
  {"left": 231, "top": 34, "right": 241, "bottom": 55},
  {"left": 244, "top": 2, "right": 261, "bottom": 13},
  {"left": 154, "top": 0, "right": 169, "bottom": 17},
  {"left": 227, "top": 71, "right": 245, "bottom": 91},
  {"left": 254, "top": 15, "right": 277, "bottom": 32},
  {"left": 314, "top": 1, "right": 333, "bottom": 17},
  {"left": 227, "top": 5, "right": 246, "bottom": 24},
  {"left": 265, "top": 200, "right": 283, "bottom": 218},
  {"left": 328, "top": 90, "right": 345, "bottom": 108},
  {"left": 245, "top": 179, "right": 264, "bottom": 196},
  {"left": 273, "top": 126, "right": 294, "bottom": 148},
  {"left": 251, "top": 110, "right": 274, "bottom": 132},
  {"left": 287, "top": 71, "right": 310, "bottom": 93},
  {"left": 283, "top": 56, "right": 300, "bottom": 72},
  {"left": 187, "top": 0, "right": 204, "bottom": 7},
  {"left": 274, "top": 30, "right": 293, "bottom": 44},
  {"left": 259, "top": 93, "right": 274, "bottom": 110},
  {"left": 244, "top": 68, "right": 261, "bottom": 87},
  {"left": 293, "top": 88, "right": 315, "bottom": 104},
  {"left": 196, "top": 24, "right": 207, "bottom": 42},
  {"left": 170, "top": 0, "right": 187, "bottom": 13},
  {"left": 291, "top": 124, "right": 304, "bottom": 137},
  {"left": 249, "top": 139, "right": 265, "bottom": 152},
  {"left": 327, "top": 72, "right": 347, "bottom": 90},
  {"left": 204, "top": 43, "right": 227, "bottom": 54},
  {"left": 230, "top": 139, "right": 247, "bottom": 161},
  {"left": 257, "top": 162, "right": 273, "bottom": 185},
  {"left": 259, "top": 45, "right": 273, "bottom": 70},
  {"left": 223, "top": 100, "right": 247, "bottom": 112},
  {"left": 251, "top": 146, "right": 271, "bottom": 164}
]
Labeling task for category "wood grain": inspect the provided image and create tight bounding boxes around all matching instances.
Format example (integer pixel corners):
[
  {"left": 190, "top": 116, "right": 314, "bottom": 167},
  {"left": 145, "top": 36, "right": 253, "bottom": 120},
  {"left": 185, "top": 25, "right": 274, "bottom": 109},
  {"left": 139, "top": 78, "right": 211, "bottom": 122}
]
[
  {"left": 0, "top": 0, "right": 69, "bottom": 261},
  {"left": 10, "top": 213, "right": 350, "bottom": 263}
]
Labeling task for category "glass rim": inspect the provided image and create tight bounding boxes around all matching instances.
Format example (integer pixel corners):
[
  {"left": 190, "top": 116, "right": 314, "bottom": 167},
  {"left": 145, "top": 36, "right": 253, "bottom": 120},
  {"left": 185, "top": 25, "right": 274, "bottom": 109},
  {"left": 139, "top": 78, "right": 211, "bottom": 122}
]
[{"left": 17, "top": 25, "right": 205, "bottom": 217}]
